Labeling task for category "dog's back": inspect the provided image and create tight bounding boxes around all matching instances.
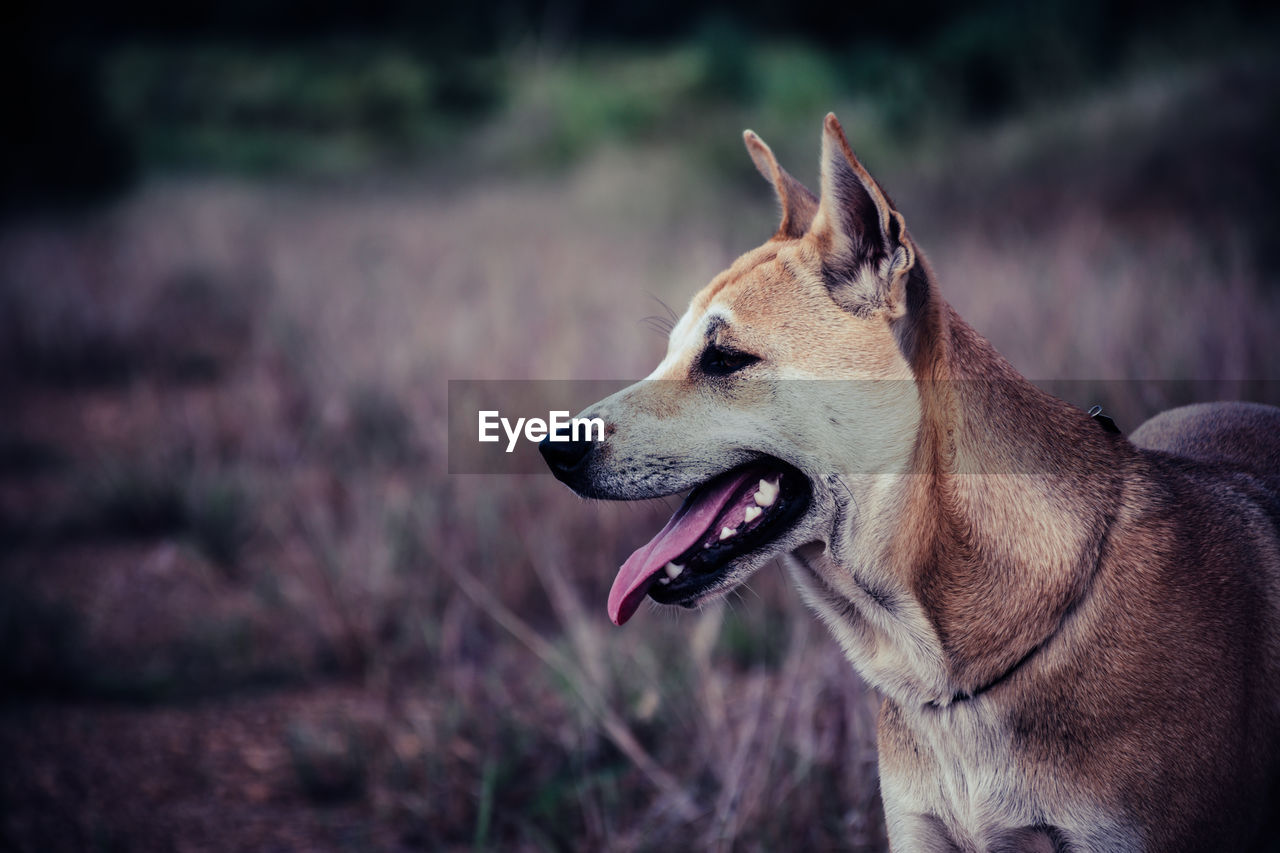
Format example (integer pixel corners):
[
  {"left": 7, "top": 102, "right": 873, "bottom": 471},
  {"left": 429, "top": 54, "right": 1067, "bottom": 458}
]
[
  {"left": 1122, "top": 402, "right": 1280, "bottom": 849},
  {"left": 1131, "top": 401, "right": 1280, "bottom": 481}
]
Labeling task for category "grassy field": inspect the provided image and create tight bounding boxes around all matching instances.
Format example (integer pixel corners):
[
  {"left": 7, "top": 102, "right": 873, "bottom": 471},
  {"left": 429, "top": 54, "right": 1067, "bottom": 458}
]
[{"left": 3, "top": 36, "right": 1280, "bottom": 852}]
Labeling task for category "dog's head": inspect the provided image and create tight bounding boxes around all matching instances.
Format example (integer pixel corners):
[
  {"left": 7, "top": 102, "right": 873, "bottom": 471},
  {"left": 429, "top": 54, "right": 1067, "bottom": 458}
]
[{"left": 542, "top": 114, "right": 931, "bottom": 625}]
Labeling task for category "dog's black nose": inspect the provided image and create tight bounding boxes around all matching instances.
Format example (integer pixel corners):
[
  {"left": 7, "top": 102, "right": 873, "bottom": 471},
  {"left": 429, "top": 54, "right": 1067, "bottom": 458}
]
[{"left": 539, "top": 427, "right": 594, "bottom": 475}]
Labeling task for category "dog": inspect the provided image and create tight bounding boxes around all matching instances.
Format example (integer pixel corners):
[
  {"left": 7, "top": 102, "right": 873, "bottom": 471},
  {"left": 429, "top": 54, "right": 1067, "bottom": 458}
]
[{"left": 539, "top": 114, "right": 1280, "bottom": 851}]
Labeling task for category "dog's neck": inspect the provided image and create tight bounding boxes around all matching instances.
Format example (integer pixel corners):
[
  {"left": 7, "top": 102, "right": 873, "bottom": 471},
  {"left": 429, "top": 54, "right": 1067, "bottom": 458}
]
[
  {"left": 892, "top": 283, "right": 1126, "bottom": 698},
  {"left": 791, "top": 265, "right": 1126, "bottom": 706}
]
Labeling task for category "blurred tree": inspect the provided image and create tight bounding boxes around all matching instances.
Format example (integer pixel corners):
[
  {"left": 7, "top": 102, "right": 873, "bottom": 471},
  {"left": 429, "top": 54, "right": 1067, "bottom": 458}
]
[{"left": 4, "top": 0, "right": 1276, "bottom": 203}]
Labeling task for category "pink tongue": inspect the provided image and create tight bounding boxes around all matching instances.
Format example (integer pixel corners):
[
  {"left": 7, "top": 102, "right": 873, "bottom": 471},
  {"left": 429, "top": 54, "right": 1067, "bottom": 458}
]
[{"left": 608, "top": 468, "right": 760, "bottom": 625}]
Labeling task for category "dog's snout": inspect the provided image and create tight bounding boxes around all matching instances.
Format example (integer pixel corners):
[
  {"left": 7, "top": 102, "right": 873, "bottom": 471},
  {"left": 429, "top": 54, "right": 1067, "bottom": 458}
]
[{"left": 539, "top": 427, "right": 594, "bottom": 476}]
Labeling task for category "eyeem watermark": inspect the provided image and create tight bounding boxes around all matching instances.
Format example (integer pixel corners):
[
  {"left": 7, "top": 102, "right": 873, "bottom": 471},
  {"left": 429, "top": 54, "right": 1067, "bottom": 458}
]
[
  {"left": 448, "top": 379, "right": 625, "bottom": 474},
  {"left": 479, "top": 410, "right": 605, "bottom": 453},
  {"left": 449, "top": 378, "right": 1280, "bottom": 475}
]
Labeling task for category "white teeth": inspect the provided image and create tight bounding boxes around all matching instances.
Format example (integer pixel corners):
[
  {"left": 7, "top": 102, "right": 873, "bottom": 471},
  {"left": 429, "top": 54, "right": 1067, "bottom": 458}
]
[
  {"left": 744, "top": 506, "right": 762, "bottom": 523},
  {"left": 720, "top": 526, "right": 736, "bottom": 540},
  {"left": 658, "top": 576, "right": 670, "bottom": 585},
  {"left": 754, "top": 477, "right": 779, "bottom": 507},
  {"left": 664, "top": 562, "right": 683, "bottom": 579}
]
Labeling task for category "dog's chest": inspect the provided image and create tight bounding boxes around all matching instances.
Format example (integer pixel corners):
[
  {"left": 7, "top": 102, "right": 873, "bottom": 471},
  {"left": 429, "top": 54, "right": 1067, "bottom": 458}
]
[
  {"left": 912, "top": 711, "right": 1032, "bottom": 838},
  {"left": 880, "top": 707, "right": 1142, "bottom": 852}
]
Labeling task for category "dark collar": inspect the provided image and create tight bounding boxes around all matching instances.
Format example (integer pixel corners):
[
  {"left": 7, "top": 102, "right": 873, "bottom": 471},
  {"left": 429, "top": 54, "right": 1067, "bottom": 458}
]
[{"left": 928, "top": 642, "right": 1044, "bottom": 708}]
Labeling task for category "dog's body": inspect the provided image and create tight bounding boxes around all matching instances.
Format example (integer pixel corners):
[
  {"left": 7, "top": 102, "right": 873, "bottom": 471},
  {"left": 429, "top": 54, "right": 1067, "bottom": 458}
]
[{"left": 540, "top": 115, "right": 1280, "bottom": 851}]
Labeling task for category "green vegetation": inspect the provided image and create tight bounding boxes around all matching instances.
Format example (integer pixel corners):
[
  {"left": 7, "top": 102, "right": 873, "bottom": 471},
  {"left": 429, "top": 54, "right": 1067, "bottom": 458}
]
[{"left": 98, "top": 6, "right": 1278, "bottom": 179}]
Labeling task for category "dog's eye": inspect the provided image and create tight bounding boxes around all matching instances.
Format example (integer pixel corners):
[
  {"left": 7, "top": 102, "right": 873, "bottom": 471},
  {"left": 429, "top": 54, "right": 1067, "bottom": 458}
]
[{"left": 700, "top": 345, "right": 760, "bottom": 376}]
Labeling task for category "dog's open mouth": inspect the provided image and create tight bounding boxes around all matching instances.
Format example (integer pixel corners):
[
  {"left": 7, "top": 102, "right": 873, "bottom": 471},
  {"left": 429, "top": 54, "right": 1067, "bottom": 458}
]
[{"left": 608, "top": 459, "right": 810, "bottom": 625}]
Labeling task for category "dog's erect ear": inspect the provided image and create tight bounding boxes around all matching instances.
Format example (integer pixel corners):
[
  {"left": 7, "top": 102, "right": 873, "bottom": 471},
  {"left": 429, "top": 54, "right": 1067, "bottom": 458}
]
[
  {"left": 810, "top": 113, "right": 915, "bottom": 315},
  {"left": 743, "top": 130, "right": 818, "bottom": 240}
]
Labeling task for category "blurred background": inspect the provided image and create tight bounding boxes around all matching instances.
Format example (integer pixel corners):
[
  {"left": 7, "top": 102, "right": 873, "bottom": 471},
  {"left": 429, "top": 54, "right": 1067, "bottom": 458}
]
[{"left": 3, "top": 1, "right": 1279, "bottom": 849}]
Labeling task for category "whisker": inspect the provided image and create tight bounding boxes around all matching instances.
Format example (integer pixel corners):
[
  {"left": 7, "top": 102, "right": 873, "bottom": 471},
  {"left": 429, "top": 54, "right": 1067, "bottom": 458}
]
[
  {"left": 640, "top": 315, "right": 675, "bottom": 337},
  {"left": 639, "top": 293, "right": 680, "bottom": 339},
  {"left": 649, "top": 293, "right": 680, "bottom": 326}
]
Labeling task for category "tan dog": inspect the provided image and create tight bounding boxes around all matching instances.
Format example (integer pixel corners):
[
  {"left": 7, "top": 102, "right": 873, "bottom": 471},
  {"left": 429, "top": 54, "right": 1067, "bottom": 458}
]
[{"left": 539, "top": 114, "right": 1280, "bottom": 851}]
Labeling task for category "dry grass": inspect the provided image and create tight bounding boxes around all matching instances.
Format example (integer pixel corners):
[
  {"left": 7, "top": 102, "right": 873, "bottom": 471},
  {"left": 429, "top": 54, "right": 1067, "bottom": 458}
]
[{"left": 2, "top": 55, "right": 1279, "bottom": 851}]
